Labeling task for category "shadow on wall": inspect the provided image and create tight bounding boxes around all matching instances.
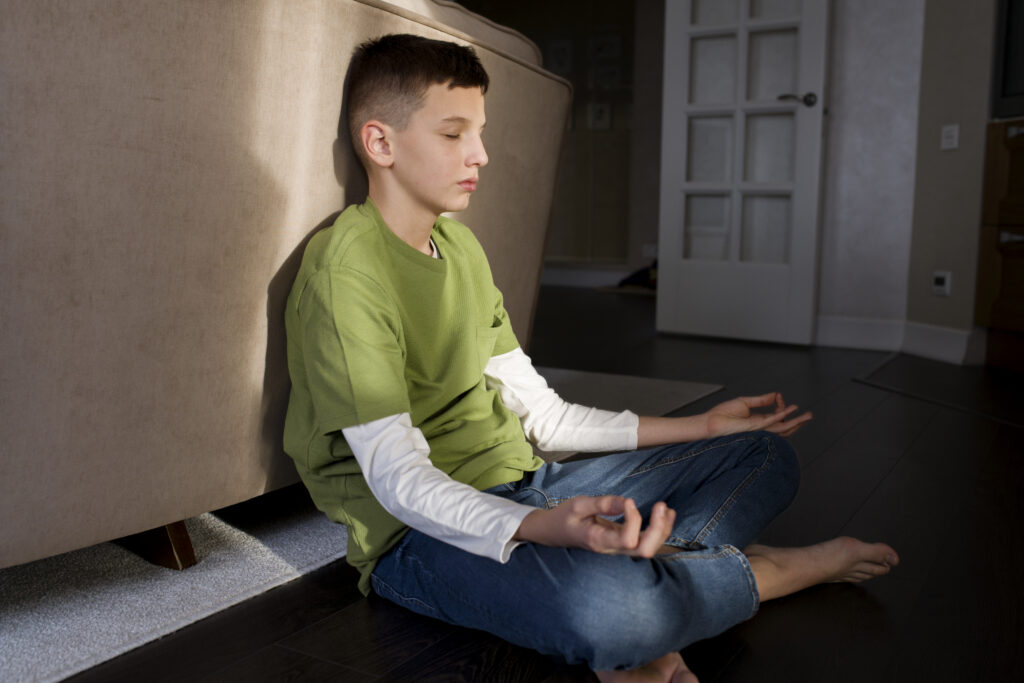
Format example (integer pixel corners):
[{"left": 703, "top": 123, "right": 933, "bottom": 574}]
[
  {"left": 260, "top": 82, "right": 369, "bottom": 481},
  {"left": 263, "top": 202, "right": 339, "bottom": 479}
]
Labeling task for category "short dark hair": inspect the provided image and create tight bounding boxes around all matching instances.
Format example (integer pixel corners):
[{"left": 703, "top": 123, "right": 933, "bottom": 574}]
[{"left": 344, "top": 34, "right": 489, "bottom": 164}]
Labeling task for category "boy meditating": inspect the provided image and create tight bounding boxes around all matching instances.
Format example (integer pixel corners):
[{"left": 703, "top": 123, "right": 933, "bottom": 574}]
[{"left": 284, "top": 34, "right": 899, "bottom": 682}]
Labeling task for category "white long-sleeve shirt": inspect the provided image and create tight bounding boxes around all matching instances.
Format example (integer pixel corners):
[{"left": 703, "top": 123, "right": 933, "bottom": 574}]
[{"left": 342, "top": 347, "right": 638, "bottom": 563}]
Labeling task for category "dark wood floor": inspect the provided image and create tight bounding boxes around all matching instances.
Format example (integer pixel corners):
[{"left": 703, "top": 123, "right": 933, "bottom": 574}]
[{"left": 73, "top": 286, "right": 1024, "bottom": 682}]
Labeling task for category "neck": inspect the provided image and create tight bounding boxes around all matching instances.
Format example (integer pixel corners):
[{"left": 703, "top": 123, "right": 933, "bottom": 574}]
[{"left": 368, "top": 182, "right": 436, "bottom": 256}]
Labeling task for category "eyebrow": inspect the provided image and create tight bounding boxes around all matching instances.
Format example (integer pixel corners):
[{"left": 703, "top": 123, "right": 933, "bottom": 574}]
[{"left": 440, "top": 116, "right": 486, "bottom": 128}]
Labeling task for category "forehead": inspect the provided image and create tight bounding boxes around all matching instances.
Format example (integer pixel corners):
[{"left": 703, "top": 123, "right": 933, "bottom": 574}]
[{"left": 413, "top": 83, "right": 486, "bottom": 125}]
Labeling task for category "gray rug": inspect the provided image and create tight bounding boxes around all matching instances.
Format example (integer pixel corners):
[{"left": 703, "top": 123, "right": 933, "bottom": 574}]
[
  {"left": 0, "top": 369, "right": 719, "bottom": 682},
  {"left": 536, "top": 366, "right": 721, "bottom": 461},
  {"left": 539, "top": 367, "right": 719, "bottom": 416},
  {"left": 0, "top": 488, "right": 348, "bottom": 683}
]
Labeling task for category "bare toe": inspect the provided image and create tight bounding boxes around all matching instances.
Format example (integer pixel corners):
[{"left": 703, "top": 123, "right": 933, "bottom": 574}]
[
  {"left": 830, "top": 538, "right": 899, "bottom": 583},
  {"left": 596, "top": 652, "right": 699, "bottom": 683}
]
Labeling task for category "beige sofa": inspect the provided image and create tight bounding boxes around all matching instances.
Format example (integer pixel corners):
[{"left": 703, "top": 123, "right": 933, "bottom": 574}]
[{"left": 0, "top": 0, "right": 570, "bottom": 568}]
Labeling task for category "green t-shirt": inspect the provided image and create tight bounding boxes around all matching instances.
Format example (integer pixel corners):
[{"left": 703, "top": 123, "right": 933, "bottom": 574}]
[{"left": 283, "top": 200, "right": 544, "bottom": 593}]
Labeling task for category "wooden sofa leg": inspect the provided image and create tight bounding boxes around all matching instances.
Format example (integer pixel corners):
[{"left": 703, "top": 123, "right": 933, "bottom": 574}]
[{"left": 115, "top": 521, "right": 198, "bottom": 570}]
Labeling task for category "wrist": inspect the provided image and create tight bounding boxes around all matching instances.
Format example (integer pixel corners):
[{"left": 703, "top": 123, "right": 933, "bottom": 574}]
[
  {"left": 513, "top": 508, "right": 547, "bottom": 544},
  {"left": 700, "top": 410, "right": 715, "bottom": 439}
]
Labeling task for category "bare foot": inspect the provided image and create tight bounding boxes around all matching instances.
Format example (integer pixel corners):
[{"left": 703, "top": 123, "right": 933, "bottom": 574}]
[
  {"left": 595, "top": 652, "right": 698, "bottom": 683},
  {"left": 744, "top": 536, "right": 899, "bottom": 601}
]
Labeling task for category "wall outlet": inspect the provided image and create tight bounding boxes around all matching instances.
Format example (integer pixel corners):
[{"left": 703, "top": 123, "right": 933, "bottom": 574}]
[{"left": 932, "top": 270, "right": 952, "bottom": 296}]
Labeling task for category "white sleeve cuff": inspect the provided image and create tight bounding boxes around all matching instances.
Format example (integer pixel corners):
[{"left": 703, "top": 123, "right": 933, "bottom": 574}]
[
  {"left": 484, "top": 348, "right": 639, "bottom": 453},
  {"left": 343, "top": 413, "right": 535, "bottom": 563}
]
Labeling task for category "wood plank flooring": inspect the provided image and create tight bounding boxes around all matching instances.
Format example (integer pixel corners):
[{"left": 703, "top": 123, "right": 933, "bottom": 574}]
[{"left": 71, "top": 286, "right": 1024, "bottom": 682}]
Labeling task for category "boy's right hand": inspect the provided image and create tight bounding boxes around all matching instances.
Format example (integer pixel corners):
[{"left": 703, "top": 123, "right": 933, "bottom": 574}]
[{"left": 514, "top": 496, "right": 675, "bottom": 558}]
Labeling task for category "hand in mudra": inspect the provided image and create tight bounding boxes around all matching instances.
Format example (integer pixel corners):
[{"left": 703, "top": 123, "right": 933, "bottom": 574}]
[
  {"left": 516, "top": 496, "right": 676, "bottom": 558},
  {"left": 705, "top": 392, "right": 812, "bottom": 438}
]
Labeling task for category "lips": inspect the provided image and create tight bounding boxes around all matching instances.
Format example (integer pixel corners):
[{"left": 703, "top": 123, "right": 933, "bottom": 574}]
[{"left": 458, "top": 179, "right": 477, "bottom": 192}]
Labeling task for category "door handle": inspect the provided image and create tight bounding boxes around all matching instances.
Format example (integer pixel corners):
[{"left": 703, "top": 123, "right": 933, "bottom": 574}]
[{"left": 777, "top": 92, "right": 818, "bottom": 107}]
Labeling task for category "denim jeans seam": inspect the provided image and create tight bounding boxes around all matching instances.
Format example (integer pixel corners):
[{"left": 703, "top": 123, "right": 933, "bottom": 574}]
[
  {"left": 659, "top": 545, "right": 760, "bottom": 618},
  {"left": 728, "top": 545, "right": 761, "bottom": 615},
  {"left": 624, "top": 435, "right": 762, "bottom": 479},
  {"left": 370, "top": 571, "right": 438, "bottom": 616},
  {"left": 665, "top": 535, "right": 701, "bottom": 550},
  {"left": 693, "top": 435, "right": 777, "bottom": 545}
]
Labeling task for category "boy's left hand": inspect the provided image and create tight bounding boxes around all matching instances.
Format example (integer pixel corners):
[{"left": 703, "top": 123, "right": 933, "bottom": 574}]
[{"left": 705, "top": 392, "right": 812, "bottom": 438}]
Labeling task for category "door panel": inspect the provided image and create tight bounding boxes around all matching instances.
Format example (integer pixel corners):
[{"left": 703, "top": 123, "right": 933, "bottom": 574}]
[{"left": 658, "top": 0, "right": 828, "bottom": 344}]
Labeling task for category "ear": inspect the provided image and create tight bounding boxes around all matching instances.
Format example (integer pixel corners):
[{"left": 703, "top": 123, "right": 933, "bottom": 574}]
[{"left": 360, "top": 120, "right": 394, "bottom": 169}]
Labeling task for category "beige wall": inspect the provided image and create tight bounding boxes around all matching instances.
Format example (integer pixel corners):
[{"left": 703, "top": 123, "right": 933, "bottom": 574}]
[
  {"left": 817, "top": 0, "right": 924, "bottom": 325},
  {"left": 905, "top": 0, "right": 996, "bottom": 330}
]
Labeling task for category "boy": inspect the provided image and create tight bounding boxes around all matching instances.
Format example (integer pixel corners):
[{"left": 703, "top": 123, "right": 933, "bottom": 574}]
[{"left": 284, "top": 34, "right": 898, "bottom": 682}]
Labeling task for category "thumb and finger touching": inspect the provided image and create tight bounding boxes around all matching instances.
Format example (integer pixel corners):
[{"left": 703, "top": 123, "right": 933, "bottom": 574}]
[{"left": 559, "top": 496, "right": 675, "bottom": 556}]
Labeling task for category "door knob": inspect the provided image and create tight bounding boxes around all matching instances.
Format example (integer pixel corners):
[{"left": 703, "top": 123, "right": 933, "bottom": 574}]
[{"left": 777, "top": 92, "right": 818, "bottom": 107}]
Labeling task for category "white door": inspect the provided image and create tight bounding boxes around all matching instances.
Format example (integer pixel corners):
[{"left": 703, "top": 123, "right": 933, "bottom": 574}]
[{"left": 657, "top": 0, "right": 828, "bottom": 344}]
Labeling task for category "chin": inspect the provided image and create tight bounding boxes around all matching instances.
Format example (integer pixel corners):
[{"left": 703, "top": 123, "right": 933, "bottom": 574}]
[{"left": 445, "top": 198, "right": 472, "bottom": 213}]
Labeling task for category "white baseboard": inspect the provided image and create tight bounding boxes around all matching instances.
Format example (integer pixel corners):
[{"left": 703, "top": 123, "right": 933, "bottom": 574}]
[
  {"left": 815, "top": 315, "right": 905, "bottom": 351},
  {"left": 902, "top": 321, "right": 986, "bottom": 365},
  {"left": 814, "top": 316, "right": 985, "bottom": 365}
]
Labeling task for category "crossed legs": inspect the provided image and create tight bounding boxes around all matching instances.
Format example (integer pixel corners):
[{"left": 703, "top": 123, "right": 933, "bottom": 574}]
[{"left": 372, "top": 432, "right": 898, "bottom": 681}]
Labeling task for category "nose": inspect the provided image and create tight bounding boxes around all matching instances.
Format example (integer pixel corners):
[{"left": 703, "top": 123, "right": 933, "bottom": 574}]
[{"left": 467, "top": 134, "right": 488, "bottom": 168}]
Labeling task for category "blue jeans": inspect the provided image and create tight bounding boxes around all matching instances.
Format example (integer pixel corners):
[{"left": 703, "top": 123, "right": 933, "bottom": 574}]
[{"left": 370, "top": 431, "right": 800, "bottom": 671}]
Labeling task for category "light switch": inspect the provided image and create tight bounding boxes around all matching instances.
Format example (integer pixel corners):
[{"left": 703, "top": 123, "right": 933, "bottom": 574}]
[{"left": 940, "top": 124, "right": 959, "bottom": 151}]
